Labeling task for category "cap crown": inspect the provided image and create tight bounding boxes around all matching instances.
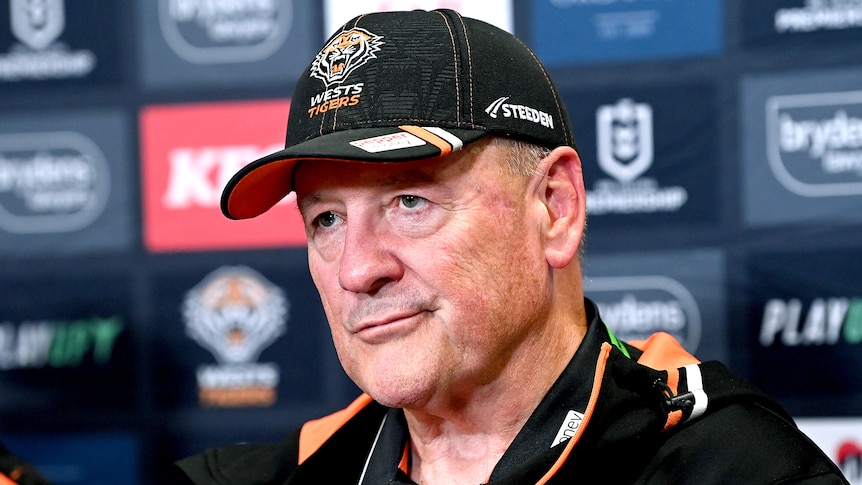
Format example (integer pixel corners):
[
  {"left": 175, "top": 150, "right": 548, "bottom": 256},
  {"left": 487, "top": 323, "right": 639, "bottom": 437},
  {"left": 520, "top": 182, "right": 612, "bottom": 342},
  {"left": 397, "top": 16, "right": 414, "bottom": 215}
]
[
  {"left": 220, "top": 9, "right": 577, "bottom": 220},
  {"left": 287, "top": 9, "right": 575, "bottom": 151}
]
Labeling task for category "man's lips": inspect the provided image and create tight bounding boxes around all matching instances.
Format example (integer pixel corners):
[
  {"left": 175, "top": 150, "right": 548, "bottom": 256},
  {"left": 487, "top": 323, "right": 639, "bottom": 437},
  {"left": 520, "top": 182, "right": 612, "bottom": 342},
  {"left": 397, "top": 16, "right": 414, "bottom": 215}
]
[{"left": 352, "top": 310, "right": 426, "bottom": 342}]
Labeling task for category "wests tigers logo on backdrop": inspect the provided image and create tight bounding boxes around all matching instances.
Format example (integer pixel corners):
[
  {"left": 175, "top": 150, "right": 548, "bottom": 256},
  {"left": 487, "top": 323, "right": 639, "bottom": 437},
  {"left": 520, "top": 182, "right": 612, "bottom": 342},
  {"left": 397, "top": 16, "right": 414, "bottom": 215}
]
[{"left": 183, "top": 265, "right": 289, "bottom": 407}]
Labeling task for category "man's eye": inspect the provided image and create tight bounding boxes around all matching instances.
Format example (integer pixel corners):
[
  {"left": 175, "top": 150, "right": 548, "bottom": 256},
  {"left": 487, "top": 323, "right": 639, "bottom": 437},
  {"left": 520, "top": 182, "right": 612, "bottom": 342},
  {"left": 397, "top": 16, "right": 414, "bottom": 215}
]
[
  {"left": 315, "top": 211, "right": 341, "bottom": 228},
  {"left": 398, "top": 195, "right": 427, "bottom": 209}
]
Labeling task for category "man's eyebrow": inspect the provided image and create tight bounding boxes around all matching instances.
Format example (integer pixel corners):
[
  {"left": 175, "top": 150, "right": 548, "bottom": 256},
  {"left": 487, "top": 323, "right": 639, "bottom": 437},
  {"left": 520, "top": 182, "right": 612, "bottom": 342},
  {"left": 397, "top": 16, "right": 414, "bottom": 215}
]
[
  {"left": 296, "top": 167, "right": 441, "bottom": 212},
  {"left": 296, "top": 193, "right": 322, "bottom": 214}
]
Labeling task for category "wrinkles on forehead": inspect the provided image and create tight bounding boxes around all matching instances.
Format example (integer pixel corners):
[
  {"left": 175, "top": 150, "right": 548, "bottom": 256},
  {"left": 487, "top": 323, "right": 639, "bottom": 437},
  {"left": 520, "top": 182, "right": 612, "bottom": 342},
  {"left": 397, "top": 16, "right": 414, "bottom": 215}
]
[
  {"left": 295, "top": 149, "right": 467, "bottom": 189},
  {"left": 292, "top": 138, "right": 533, "bottom": 219},
  {"left": 295, "top": 161, "right": 443, "bottom": 211}
]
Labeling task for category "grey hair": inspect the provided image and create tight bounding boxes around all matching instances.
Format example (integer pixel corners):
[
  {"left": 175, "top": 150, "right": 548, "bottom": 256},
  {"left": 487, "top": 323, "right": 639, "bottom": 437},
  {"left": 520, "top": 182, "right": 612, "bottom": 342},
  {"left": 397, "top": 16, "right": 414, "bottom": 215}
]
[
  {"left": 491, "top": 137, "right": 552, "bottom": 177},
  {"left": 482, "top": 136, "right": 587, "bottom": 260}
]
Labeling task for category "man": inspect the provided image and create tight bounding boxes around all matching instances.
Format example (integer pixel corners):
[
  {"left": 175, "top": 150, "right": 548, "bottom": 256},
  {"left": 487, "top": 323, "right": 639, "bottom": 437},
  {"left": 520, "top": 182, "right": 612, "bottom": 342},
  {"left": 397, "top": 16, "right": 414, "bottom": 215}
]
[{"left": 175, "top": 9, "right": 848, "bottom": 484}]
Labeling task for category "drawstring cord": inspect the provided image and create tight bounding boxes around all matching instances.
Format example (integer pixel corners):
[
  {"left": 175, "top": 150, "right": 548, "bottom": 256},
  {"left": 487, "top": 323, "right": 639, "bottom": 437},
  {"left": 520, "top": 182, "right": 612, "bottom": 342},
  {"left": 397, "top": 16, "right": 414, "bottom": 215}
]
[{"left": 654, "top": 378, "right": 695, "bottom": 412}]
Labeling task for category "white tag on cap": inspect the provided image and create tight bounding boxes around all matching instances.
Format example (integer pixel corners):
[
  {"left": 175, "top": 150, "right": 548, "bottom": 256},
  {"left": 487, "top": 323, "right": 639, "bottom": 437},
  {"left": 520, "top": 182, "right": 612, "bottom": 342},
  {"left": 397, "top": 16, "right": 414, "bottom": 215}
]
[{"left": 350, "top": 132, "right": 427, "bottom": 153}]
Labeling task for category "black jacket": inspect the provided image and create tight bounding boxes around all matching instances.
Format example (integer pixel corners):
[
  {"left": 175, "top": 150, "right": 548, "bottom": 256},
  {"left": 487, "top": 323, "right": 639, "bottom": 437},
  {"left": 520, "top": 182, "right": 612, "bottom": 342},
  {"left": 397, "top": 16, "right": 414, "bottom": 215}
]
[{"left": 175, "top": 300, "right": 848, "bottom": 484}]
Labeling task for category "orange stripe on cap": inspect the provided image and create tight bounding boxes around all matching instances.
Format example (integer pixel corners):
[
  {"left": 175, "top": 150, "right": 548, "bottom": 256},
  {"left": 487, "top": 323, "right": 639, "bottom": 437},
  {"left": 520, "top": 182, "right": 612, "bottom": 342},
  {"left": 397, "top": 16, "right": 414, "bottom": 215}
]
[{"left": 398, "top": 125, "right": 458, "bottom": 156}]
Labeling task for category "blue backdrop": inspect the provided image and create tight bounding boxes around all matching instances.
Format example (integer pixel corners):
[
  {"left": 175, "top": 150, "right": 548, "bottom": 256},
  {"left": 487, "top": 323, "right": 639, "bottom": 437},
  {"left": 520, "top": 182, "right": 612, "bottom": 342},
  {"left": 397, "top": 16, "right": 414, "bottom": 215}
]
[{"left": 1, "top": 1, "right": 861, "bottom": 482}]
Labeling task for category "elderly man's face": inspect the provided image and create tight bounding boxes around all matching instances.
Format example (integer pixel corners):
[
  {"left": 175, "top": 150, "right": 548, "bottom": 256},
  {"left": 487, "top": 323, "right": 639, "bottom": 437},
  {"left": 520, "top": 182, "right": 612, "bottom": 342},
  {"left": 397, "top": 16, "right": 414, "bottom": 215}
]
[{"left": 295, "top": 141, "right": 552, "bottom": 409}]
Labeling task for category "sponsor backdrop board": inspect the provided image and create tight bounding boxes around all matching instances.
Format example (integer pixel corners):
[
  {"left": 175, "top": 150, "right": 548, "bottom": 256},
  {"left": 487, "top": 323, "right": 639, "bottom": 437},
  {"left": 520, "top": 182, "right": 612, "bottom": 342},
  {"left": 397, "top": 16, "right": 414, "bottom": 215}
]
[
  {"left": 583, "top": 249, "right": 727, "bottom": 364},
  {"left": 0, "top": 0, "right": 122, "bottom": 89},
  {"left": 3, "top": 433, "right": 140, "bottom": 485},
  {"left": 735, "top": 246, "right": 862, "bottom": 416},
  {"left": 0, "top": 109, "right": 135, "bottom": 256},
  {"left": 149, "top": 258, "right": 331, "bottom": 410},
  {"left": 0, "top": 262, "right": 137, "bottom": 414},
  {"left": 741, "top": 67, "right": 862, "bottom": 227},
  {"left": 136, "top": 0, "right": 318, "bottom": 89},
  {"left": 323, "top": 0, "right": 514, "bottom": 36},
  {"left": 742, "top": 0, "right": 862, "bottom": 48},
  {"left": 0, "top": 0, "right": 860, "bottom": 482},
  {"left": 140, "top": 99, "right": 307, "bottom": 252},
  {"left": 562, "top": 84, "right": 720, "bottom": 229},
  {"left": 528, "top": 0, "right": 723, "bottom": 66}
]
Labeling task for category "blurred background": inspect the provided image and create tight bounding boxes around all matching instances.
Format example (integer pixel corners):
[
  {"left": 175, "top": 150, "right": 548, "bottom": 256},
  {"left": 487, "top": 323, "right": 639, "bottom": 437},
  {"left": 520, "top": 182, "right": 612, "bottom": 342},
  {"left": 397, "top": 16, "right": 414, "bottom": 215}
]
[{"left": 0, "top": 0, "right": 860, "bottom": 483}]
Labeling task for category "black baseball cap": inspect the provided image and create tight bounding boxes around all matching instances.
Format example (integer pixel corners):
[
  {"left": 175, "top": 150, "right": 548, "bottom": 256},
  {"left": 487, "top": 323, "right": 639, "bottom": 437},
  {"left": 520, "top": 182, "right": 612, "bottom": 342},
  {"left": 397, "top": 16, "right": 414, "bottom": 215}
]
[{"left": 221, "top": 8, "right": 576, "bottom": 220}]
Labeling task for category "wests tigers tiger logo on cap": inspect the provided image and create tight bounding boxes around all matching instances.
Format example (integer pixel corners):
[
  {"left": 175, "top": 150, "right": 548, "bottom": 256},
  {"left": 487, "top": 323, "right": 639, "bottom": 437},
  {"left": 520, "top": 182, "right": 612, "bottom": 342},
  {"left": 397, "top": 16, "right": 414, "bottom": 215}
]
[{"left": 310, "top": 27, "right": 383, "bottom": 87}]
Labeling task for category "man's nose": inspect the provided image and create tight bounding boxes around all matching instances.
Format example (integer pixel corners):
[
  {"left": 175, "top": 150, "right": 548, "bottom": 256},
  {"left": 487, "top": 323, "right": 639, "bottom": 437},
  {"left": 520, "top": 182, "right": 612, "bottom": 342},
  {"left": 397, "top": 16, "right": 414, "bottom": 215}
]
[{"left": 337, "top": 216, "right": 404, "bottom": 294}]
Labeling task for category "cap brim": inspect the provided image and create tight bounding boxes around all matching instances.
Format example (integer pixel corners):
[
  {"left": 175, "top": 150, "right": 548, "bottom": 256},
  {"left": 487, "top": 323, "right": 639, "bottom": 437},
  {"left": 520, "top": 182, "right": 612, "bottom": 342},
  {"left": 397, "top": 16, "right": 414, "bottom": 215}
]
[{"left": 221, "top": 125, "right": 487, "bottom": 220}]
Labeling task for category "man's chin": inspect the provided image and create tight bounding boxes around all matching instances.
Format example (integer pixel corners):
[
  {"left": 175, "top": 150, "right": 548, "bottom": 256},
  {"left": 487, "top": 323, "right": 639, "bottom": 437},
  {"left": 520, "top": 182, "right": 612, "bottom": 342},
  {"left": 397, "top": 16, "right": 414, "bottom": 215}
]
[{"left": 362, "top": 379, "right": 432, "bottom": 410}]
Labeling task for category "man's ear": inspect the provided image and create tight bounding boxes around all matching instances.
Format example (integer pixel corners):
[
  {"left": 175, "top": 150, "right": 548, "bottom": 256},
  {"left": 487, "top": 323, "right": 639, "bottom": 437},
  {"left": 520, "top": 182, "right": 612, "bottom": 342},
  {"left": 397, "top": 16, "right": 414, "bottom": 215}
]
[{"left": 533, "top": 146, "right": 585, "bottom": 269}]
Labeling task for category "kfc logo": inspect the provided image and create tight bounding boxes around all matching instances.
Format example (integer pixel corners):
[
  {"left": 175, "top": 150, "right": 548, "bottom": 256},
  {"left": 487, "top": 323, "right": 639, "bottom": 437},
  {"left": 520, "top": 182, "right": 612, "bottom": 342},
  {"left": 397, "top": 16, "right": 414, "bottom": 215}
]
[{"left": 140, "top": 100, "right": 307, "bottom": 252}]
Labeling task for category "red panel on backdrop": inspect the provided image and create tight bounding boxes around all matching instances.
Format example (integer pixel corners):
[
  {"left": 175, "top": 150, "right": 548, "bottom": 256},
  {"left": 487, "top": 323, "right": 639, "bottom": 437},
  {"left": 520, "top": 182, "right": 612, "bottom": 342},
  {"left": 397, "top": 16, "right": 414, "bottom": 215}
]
[{"left": 140, "top": 100, "right": 306, "bottom": 252}]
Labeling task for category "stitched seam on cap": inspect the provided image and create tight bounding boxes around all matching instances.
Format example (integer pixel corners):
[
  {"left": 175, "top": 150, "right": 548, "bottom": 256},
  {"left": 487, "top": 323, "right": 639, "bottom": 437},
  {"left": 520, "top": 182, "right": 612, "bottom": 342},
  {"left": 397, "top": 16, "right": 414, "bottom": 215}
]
[
  {"left": 326, "top": 14, "right": 368, "bottom": 137},
  {"left": 514, "top": 36, "right": 571, "bottom": 147},
  {"left": 436, "top": 11, "right": 461, "bottom": 125},
  {"left": 330, "top": 118, "right": 468, "bottom": 128},
  {"left": 454, "top": 11, "right": 473, "bottom": 125}
]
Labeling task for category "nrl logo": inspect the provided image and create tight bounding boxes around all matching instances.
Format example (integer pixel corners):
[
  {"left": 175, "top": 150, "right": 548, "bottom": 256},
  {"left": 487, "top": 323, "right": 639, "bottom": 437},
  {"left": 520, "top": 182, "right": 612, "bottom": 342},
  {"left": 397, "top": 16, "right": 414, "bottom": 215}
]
[
  {"left": 183, "top": 266, "right": 288, "bottom": 365},
  {"left": 1, "top": 0, "right": 95, "bottom": 81},
  {"left": 310, "top": 27, "right": 383, "bottom": 87},
  {"left": 596, "top": 98, "right": 654, "bottom": 183},
  {"left": 10, "top": 0, "right": 65, "bottom": 50}
]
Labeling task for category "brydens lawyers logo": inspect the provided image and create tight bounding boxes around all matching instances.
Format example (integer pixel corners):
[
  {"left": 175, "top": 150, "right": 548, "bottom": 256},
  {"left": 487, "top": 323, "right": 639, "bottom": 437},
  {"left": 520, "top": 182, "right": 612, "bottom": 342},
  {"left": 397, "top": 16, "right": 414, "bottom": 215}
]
[
  {"left": 183, "top": 266, "right": 288, "bottom": 407},
  {"left": 766, "top": 90, "right": 862, "bottom": 197},
  {"left": 306, "top": 27, "right": 382, "bottom": 118},
  {"left": 0, "top": 131, "right": 109, "bottom": 234},
  {"left": 140, "top": 100, "right": 307, "bottom": 252},
  {"left": 585, "top": 275, "right": 702, "bottom": 353},
  {"left": 587, "top": 98, "right": 688, "bottom": 216},
  {"left": 158, "top": 0, "right": 292, "bottom": 64}
]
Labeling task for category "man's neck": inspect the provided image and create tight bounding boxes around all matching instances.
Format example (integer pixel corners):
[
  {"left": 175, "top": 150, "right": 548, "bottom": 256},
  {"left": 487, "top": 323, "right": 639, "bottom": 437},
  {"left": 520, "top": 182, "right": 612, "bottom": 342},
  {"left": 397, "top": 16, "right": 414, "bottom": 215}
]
[
  {"left": 402, "top": 307, "right": 587, "bottom": 484},
  {"left": 406, "top": 424, "right": 510, "bottom": 485}
]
